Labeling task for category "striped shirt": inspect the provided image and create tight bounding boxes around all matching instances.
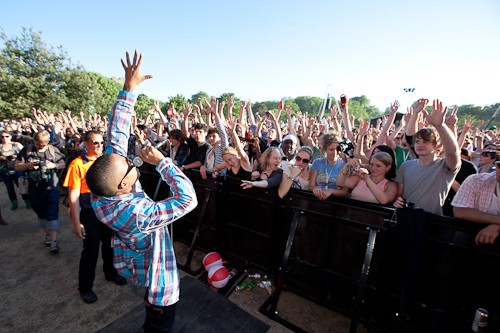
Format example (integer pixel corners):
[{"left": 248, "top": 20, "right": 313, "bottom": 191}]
[{"left": 91, "top": 91, "right": 198, "bottom": 306}]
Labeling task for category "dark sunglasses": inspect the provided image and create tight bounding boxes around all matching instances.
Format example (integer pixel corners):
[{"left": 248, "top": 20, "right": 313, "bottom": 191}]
[
  {"left": 92, "top": 141, "right": 104, "bottom": 145},
  {"left": 118, "top": 157, "right": 135, "bottom": 189},
  {"left": 295, "top": 156, "right": 310, "bottom": 164}
]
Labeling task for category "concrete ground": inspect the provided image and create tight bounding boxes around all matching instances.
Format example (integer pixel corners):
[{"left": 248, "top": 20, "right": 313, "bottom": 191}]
[{"left": 0, "top": 185, "right": 361, "bottom": 333}]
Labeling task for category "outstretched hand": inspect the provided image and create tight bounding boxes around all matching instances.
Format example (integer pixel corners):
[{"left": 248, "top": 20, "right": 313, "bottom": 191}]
[
  {"left": 424, "top": 99, "right": 447, "bottom": 128},
  {"left": 121, "top": 50, "right": 153, "bottom": 92}
]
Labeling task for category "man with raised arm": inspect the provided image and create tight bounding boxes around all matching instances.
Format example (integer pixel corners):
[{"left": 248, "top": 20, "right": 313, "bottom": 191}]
[
  {"left": 86, "top": 50, "right": 197, "bottom": 332},
  {"left": 394, "top": 99, "right": 461, "bottom": 215}
]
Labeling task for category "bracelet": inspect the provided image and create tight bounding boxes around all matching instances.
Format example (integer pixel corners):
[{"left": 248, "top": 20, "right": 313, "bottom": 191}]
[{"left": 287, "top": 175, "right": 295, "bottom": 181}]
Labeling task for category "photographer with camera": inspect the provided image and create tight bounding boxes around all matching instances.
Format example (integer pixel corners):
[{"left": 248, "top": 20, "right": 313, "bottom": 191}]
[
  {"left": 15, "top": 130, "right": 66, "bottom": 253},
  {"left": 0, "top": 130, "right": 29, "bottom": 210}
]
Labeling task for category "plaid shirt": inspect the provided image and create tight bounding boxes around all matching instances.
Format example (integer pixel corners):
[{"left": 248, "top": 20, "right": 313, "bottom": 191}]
[
  {"left": 452, "top": 172, "right": 498, "bottom": 214},
  {"left": 91, "top": 91, "right": 197, "bottom": 306}
]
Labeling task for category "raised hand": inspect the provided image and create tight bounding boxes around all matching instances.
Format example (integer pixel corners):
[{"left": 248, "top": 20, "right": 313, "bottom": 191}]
[
  {"left": 121, "top": 50, "right": 153, "bottom": 92},
  {"left": 463, "top": 119, "right": 473, "bottom": 132},
  {"left": 444, "top": 107, "right": 458, "bottom": 128},
  {"left": 413, "top": 98, "right": 429, "bottom": 114},
  {"left": 330, "top": 105, "right": 338, "bottom": 118},
  {"left": 390, "top": 100, "right": 400, "bottom": 114},
  {"left": 358, "top": 120, "right": 370, "bottom": 137},
  {"left": 424, "top": 99, "right": 447, "bottom": 128},
  {"left": 227, "top": 96, "right": 234, "bottom": 109},
  {"left": 210, "top": 96, "right": 218, "bottom": 113},
  {"left": 183, "top": 103, "right": 192, "bottom": 117},
  {"left": 219, "top": 100, "right": 226, "bottom": 113},
  {"left": 154, "top": 100, "right": 161, "bottom": 112}
]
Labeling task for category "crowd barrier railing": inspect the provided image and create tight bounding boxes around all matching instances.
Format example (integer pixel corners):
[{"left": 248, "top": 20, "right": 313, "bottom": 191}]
[{"left": 70, "top": 165, "right": 500, "bottom": 332}]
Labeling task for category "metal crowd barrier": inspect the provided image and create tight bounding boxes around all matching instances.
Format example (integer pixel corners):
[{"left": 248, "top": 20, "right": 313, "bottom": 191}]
[{"left": 87, "top": 167, "right": 500, "bottom": 332}]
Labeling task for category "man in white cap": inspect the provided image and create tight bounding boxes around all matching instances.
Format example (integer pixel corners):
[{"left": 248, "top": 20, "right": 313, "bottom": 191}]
[{"left": 281, "top": 134, "right": 299, "bottom": 162}]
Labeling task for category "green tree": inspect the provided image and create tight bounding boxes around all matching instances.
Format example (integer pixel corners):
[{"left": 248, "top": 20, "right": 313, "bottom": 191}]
[
  {"left": 87, "top": 72, "right": 121, "bottom": 115},
  {"left": 134, "top": 94, "right": 154, "bottom": 120},
  {"left": 294, "top": 96, "right": 323, "bottom": 114},
  {"left": 347, "top": 95, "right": 381, "bottom": 120},
  {"left": 0, "top": 28, "right": 77, "bottom": 118},
  {"left": 252, "top": 102, "right": 268, "bottom": 116},
  {"left": 218, "top": 93, "right": 241, "bottom": 117},
  {"left": 189, "top": 91, "right": 209, "bottom": 104},
  {"left": 167, "top": 94, "right": 187, "bottom": 110}
]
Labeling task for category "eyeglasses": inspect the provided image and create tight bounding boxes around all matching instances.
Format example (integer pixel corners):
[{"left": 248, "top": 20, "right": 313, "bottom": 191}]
[
  {"left": 118, "top": 157, "right": 136, "bottom": 189},
  {"left": 295, "top": 156, "right": 310, "bottom": 164},
  {"left": 92, "top": 141, "right": 104, "bottom": 145}
]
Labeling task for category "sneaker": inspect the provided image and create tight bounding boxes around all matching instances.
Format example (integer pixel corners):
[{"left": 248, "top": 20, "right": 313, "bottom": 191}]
[
  {"left": 105, "top": 275, "right": 127, "bottom": 286},
  {"left": 44, "top": 235, "right": 51, "bottom": 246},
  {"left": 80, "top": 290, "right": 98, "bottom": 304},
  {"left": 50, "top": 240, "right": 60, "bottom": 253}
]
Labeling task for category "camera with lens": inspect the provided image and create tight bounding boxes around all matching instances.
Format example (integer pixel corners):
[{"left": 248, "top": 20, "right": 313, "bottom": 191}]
[
  {"left": 402, "top": 199, "right": 415, "bottom": 209},
  {"left": 337, "top": 139, "right": 355, "bottom": 157},
  {"left": 39, "top": 160, "right": 48, "bottom": 179}
]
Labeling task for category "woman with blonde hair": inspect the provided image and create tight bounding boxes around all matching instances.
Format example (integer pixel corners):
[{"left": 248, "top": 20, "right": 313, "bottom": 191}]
[
  {"left": 241, "top": 146, "right": 283, "bottom": 189},
  {"left": 336, "top": 152, "right": 398, "bottom": 205},
  {"left": 212, "top": 119, "right": 253, "bottom": 180},
  {"left": 216, "top": 146, "right": 252, "bottom": 180}
]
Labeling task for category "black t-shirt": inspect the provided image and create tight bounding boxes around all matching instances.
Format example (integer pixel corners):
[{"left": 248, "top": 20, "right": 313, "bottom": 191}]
[
  {"left": 185, "top": 137, "right": 210, "bottom": 166},
  {"left": 443, "top": 158, "right": 478, "bottom": 216}
]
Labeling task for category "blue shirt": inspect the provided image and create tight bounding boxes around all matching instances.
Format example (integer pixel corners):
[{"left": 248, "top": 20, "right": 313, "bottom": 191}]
[
  {"left": 310, "top": 157, "right": 344, "bottom": 189},
  {"left": 91, "top": 91, "right": 198, "bottom": 306}
]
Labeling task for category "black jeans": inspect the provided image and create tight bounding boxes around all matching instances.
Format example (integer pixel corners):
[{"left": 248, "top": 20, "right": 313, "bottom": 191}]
[
  {"left": 144, "top": 296, "right": 176, "bottom": 333},
  {"left": 78, "top": 207, "right": 117, "bottom": 292},
  {"left": 0, "top": 169, "right": 28, "bottom": 202}
]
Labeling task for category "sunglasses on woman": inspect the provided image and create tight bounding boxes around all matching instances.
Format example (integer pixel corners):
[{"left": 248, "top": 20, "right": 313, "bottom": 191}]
[{"left": 295, "top": 156, "right": 310, "bottom": 164}]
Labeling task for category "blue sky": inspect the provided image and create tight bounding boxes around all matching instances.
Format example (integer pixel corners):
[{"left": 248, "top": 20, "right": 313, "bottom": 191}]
[{"left": 1, "top": 0, "right": 499, "bottom": 112}]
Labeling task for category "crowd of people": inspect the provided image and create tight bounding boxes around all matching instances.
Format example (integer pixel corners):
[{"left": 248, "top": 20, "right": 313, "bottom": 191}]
[{"left": 0, "top": 50, "right": 499, "bottom": 331}]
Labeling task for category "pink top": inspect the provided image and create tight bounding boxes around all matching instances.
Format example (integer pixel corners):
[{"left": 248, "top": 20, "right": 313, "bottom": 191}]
[{"left": 350, "top": 178, "right": 389, "bottom": 204}]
